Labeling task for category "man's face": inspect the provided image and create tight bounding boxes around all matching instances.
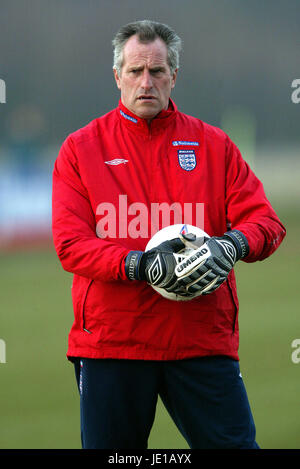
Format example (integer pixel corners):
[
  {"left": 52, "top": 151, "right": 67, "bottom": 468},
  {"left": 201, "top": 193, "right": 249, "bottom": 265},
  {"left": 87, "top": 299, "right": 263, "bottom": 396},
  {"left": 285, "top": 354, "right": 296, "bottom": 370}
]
[{"left": 114, "top": 35, "right": 177, "bottom": 121}]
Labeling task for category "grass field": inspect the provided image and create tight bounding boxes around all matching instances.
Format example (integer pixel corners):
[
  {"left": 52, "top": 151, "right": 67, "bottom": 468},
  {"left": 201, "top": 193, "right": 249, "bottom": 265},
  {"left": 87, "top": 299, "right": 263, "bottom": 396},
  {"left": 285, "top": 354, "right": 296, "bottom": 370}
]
[{"left": 0, "top": 209, "right": 299, "bottom": 449}]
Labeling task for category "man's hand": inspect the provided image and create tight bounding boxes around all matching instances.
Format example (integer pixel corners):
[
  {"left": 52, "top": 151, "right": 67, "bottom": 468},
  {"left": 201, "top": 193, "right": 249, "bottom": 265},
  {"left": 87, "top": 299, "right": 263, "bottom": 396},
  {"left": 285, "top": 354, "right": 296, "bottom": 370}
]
[
  {"left": 125, "top": 238, "right": 186, "bottom": 287},
  {"left": 166, "top": 230, "right": 249, "bottom": 297}
]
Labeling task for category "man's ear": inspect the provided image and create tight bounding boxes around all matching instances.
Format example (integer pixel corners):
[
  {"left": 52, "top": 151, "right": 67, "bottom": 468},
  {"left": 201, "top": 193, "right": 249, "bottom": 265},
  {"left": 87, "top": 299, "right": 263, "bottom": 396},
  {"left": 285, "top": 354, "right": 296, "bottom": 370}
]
[
  {"left": 171, "top": 69, "right": 178, "bottom": 89},
  {"left": 113, "top": 68, "right": 121, "bottom": 90}
]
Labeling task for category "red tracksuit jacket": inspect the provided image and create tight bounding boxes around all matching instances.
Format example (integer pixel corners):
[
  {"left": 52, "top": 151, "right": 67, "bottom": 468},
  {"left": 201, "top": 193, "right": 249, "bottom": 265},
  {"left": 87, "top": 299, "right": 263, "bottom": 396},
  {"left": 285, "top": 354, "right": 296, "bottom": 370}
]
[{"left": 52, "top": 99, "right": 286, "bottom": 361}]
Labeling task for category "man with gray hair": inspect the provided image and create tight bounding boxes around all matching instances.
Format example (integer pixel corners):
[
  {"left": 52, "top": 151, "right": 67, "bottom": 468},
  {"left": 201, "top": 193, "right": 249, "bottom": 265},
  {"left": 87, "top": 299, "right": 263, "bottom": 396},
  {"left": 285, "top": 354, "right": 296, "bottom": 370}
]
[
  {"left": 52, "top": 20, "right": 285, "bottom": 449},
  {"left": 112, "top": 20, "right": 181, "bottom": 123},
  {"left": 112, "top": 20, "right": 182, "bottom": 75}
]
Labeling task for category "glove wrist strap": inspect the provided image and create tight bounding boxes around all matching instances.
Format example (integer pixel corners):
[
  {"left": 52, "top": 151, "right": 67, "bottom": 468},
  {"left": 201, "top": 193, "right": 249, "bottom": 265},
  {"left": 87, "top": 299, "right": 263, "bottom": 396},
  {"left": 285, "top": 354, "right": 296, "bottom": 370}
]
[
  {"left": 125, "top": 251, "right": 144, "bottom": 280},
  {"left": 223, "top": 229, "right": 249, "bottom": 260}
]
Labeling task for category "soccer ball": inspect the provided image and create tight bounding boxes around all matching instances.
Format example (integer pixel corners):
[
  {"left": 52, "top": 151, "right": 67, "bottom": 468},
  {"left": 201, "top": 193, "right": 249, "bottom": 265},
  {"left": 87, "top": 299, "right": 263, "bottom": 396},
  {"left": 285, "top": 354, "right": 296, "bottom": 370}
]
[{"left": 145, "top": 224, "right": 209, "bottom": 301}]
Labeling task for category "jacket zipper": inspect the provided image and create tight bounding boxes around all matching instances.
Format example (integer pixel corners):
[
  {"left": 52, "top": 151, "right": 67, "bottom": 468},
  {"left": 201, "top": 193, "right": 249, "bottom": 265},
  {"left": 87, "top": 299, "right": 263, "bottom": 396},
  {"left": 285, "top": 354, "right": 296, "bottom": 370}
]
[
  {"left": 82, "top": 279, "right": 93, "bottom": 334},
  {"left": 226, "top": 278, "right": 239, "bottom": 334}
]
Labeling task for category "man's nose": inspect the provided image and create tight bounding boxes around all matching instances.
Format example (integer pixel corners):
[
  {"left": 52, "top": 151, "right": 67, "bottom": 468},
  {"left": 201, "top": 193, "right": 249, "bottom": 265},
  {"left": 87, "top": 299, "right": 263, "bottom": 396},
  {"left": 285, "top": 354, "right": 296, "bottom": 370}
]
[{"left": 140, "top": 70, "right": 153, "bottom": 89}]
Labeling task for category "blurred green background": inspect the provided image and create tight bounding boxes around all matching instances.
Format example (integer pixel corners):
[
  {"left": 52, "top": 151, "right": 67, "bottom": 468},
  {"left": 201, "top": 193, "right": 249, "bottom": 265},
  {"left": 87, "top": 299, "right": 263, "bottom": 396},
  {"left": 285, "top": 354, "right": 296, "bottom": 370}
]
[{"left": 0, "top": 0, "right": 299, "bottom": 449}]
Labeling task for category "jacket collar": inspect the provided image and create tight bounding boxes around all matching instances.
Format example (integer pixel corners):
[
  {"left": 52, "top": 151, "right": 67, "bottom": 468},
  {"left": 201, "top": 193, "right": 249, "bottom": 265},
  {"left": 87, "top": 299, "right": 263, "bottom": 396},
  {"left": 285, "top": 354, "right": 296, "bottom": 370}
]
[{"left": 117, "top": 99, "right": 177, "bottom": 135}]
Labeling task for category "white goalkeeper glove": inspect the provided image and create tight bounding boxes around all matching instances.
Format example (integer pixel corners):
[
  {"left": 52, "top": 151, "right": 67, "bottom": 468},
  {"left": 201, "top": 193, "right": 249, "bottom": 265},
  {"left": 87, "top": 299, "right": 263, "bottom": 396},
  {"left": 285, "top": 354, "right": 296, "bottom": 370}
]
[{"left": 165, "top": 229, "right": 249, "bottom": 297}]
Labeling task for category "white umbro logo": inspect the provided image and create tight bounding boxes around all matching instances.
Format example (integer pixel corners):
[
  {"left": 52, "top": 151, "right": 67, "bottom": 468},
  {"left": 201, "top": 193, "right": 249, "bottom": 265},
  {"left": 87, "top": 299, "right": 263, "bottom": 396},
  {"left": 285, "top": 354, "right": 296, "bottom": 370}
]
[
  {"left": 148, "top": 254, "right": 164, "bottom": 285},
  {"left": 104, "top": 158, "right": 129, "bottom": 165}
]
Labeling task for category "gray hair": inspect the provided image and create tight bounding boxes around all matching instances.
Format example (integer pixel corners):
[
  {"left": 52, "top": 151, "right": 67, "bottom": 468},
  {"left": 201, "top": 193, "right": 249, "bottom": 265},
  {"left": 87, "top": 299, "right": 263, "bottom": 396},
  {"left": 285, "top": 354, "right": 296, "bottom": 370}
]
[{"left": 112, "top": 20, "right": 183, "bottom": 75}]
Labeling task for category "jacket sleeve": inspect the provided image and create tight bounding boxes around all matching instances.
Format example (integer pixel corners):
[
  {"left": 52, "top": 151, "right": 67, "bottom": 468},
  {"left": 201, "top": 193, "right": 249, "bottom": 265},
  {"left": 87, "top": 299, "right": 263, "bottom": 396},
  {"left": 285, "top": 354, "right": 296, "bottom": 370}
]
[
  {"left": 52, "top": 136, "right": 129, "bottom": 281},
  {"left": 225, "top": 137, "right": 286, "bottom": 263}
]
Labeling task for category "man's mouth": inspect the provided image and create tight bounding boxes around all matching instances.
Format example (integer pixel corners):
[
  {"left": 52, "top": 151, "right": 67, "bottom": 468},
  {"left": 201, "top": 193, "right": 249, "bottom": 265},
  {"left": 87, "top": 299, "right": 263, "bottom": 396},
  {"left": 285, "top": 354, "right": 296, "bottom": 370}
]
[{"left": 137, "top": 95, "right": 156, "bottom": 101}]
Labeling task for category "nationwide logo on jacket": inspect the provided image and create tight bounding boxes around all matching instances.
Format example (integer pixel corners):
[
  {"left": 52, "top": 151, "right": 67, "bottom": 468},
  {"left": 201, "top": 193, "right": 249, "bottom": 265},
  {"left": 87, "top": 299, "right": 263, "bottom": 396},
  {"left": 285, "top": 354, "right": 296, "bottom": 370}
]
[{"left": 172, "top": 140, "right": 199, "bottom": 147}]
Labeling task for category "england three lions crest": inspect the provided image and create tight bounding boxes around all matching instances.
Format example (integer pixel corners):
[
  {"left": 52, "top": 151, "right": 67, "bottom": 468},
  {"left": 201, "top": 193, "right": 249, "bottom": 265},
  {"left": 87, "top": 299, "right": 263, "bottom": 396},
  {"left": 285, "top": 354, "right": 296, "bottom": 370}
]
[{"left": 178, "top": 150, "right": 197, "bottom": 171}]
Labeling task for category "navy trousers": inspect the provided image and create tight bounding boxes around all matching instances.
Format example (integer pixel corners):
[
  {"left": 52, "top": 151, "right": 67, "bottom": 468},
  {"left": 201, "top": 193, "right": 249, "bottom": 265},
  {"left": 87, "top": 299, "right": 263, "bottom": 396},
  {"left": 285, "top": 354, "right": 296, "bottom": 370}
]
[{"left": 73, "top": 356, "right": 259, "bottom": 449}]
